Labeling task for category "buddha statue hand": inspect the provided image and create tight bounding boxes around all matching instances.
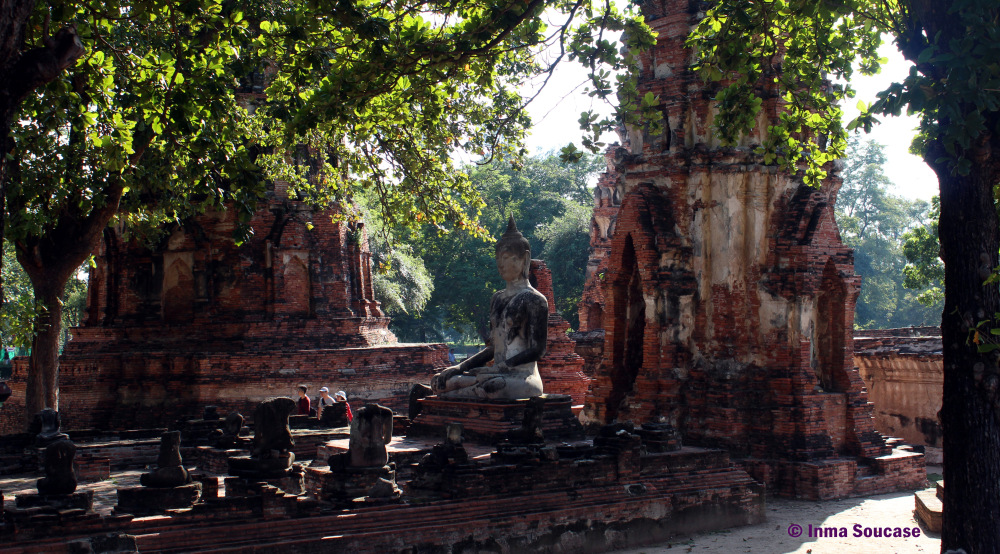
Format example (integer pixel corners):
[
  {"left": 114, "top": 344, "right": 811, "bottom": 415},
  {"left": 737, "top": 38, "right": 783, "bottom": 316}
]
[{"left": 431, "top": 364, "right": 465, "bottom": 393}]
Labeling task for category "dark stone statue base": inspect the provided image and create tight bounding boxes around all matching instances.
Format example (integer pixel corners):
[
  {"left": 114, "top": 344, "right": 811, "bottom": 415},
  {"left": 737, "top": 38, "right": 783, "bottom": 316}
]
[
  {"left": 227, "top": 452, "right": 295, "bottom": 479},
  {"left": 224, "top": 469, "right": 305, "bottom": 497},
  {"left": 408, "top": 394, "right": 584, "bottom": 443},
  {"left": 8, "top": 491, "right": 96, "bottom": 526},
  {"left": 14, "top": 491, "right": 93, "bottom": 511},
  {"left": 305, "top": 458, "right": 401, "bottom": 503},
  {"left": 115, "top": 483, "right": 203, "bottom": 516}
]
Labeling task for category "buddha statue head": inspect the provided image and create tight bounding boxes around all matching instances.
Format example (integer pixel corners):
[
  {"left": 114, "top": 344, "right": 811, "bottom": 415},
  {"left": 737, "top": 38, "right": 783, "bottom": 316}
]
[{"left": 495, "top": 215, "right": 531, "bottom": 281}]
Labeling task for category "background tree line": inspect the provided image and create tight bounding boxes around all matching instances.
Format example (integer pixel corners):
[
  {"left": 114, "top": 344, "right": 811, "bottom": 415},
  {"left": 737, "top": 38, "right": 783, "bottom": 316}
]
[
  {"left": 366, "top": 152, "right": 601, "bottom": 346},
  {"left": 836, "top": 136, "right": 943, "bottom": 329}
]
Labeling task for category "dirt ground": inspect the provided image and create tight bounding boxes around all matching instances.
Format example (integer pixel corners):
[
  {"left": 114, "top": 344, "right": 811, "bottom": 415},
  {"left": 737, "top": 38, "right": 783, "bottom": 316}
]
[
  {"left": 615, "top": 490, "right": 939, "bottom": 554},
  {"left": 616, "top": 464, "right": 943, "bottom": 554}
]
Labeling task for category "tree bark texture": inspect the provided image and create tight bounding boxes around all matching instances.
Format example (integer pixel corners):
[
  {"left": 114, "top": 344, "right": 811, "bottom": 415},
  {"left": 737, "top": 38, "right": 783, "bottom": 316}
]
[
  {"left": 934, "top": 155, "right": 1000, "bottom": 553},
  {"left": 16, "top": 180, "right": 125, "bottom": 422},
  {"left": 26, "top": 283, "right": 62, "bottom": 411}
]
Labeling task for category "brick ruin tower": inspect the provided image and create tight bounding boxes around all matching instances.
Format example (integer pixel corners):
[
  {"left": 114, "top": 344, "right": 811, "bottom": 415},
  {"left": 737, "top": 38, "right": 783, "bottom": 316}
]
[
  {"left": 581, "top": 0, "right": 924, "bottom": 498},
  {"left": 1, "top": 183, "right": 447, "bottom": 433},
  {"left": 577, "top": 143, "right": 627, "bottom": 335},
  {"left": 529, "top": 260, "right": 590, "bottom": 405}
]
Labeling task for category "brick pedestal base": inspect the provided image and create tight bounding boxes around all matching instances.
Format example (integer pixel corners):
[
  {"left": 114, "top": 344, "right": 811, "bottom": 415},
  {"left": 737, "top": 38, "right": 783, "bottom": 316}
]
[
  {"left": 115, "top": 483, "right": 203, "bottom": 516},
  {"left": 408, "top": 394, "right": 584, "bottom": 443}
]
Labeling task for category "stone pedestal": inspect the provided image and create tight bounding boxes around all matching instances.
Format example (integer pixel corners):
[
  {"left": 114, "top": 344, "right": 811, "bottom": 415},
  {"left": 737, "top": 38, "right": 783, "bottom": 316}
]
[
  {"left": 224, "top": 470, "right": 305, "bottom": 497},
  {"left": 115, "top": 483, "right": 203, "bottom": 516},
  {"left": 9, "top": 491, "right": 95, "bottom": 525},
  {"left": 192, "top": 446, "right": 243, "bottom": 473},
  {"left": 408, "top": 394, "right": 584, "bottom": 443},
  {"left": 304, "top": 463, "right": 401, "bottom": 503},
  {"left": 14, "top": 491, "right": 93, "bottom": 511},
  {"left": 637, "top": 422, "right": 682, "bottom": 452},
  {"left": 319, "top": 402, "right": 350, "bottom": 428},
  {"left": 228, "top": 453, "right": 297, "bottom": 479}
]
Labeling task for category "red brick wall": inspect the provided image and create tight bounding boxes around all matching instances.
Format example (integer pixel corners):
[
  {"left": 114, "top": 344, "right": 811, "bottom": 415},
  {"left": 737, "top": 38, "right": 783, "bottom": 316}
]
[
  {"left": 578, "top": 145, "right": 626, "bottom": 333},
  {"left": 2, "top": 344, "right": 446, "bottom": 434},
  {"left": 855, "top": 328, "right": 943, "bottom": 455},
  {"left": 0, "top": 186, "right": 449, "bottom": 434}
]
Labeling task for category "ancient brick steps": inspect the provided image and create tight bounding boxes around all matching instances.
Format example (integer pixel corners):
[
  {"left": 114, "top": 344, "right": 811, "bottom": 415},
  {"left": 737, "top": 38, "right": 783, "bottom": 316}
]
[
  {"left": 914, "top": 488, "right": 942, "bottom": 533},
  {"left": 130, "top": 467, "right": 759, "bottom": 552}
]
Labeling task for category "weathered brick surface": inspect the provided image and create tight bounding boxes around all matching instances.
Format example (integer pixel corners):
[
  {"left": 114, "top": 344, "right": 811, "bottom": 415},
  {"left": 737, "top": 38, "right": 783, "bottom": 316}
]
[
  {"left": 855, "top": 327, "right": 943, "bottom": 458},
  {"left": 73, "top": 456, "right": 111, "bottom": 482},
  {"left": 408, "top": 395, "right": 584, "bottom": 443},
  {"left": 0, "top": 444, "right": 765, "bottom": 553},
  {"left": 740, "top": 448, "right": 925, "bottom": 500},
  {"left": 568, "top": 329, "right": 605, "bottom": 377},
  {"left": 0, "top": 186, "right": 448, "bottom": 434},
  {"left": 577, "top": 0, "right": 914, "bottom": 499},
  {"left": 578, "top": 145, "right": 627, "bottom": 334},
  {"left": 530, "top": 260, "right": 590, "bottom": 403}
]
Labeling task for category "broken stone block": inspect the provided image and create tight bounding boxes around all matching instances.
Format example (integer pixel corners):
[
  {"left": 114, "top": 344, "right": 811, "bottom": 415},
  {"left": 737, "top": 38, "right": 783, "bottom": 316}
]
[
  {"left": 31, "top": 408, "right": 69, "bottom": 448},
  {"left": 348, "top": 404, "right": 393, "bottom": 468}
]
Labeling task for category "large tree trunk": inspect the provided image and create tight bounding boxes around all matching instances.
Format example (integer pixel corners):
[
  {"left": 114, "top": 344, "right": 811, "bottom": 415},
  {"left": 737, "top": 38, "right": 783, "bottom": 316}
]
[
  {"left": 933, "top": 152, "right": 1000, "bottom": 553},
  {"left": 16, "top": 182, "right": 124, "bottom": 423},
  {"left": 24, "top": 281, "right": 63, "bottom": 412}
]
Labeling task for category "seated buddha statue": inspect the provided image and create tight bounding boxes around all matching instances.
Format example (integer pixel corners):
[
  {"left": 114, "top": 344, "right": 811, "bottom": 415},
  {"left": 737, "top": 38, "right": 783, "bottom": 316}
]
[{"left": 430, "top": 217, "right": 548, "bottom": 399}]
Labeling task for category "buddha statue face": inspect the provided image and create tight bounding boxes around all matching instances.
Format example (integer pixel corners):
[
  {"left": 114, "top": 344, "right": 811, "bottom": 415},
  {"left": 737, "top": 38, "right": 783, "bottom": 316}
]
[
  {"left": 497, "top": 247, "right": 529, "bottom": 282},
  {"left": 495, "top": 216, "right": 531, "bottom": 283}
]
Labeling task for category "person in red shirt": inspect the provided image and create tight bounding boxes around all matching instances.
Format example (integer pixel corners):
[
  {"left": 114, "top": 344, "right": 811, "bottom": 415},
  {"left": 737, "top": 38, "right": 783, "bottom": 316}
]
[
  {"left": 335, "top": 390, "right": 353, "bottom": 422},
  {"left": 296, "top": 385, "right": 311, "bottom": 416}
]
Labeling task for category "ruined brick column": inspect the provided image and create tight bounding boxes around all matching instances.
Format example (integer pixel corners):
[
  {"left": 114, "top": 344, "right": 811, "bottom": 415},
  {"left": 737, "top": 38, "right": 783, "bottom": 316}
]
[
  {"left": 529, "top": 260, "right": 590, "bottom": 405},
  {"left": 577, "top": 144, "right": 626, "bottom": 334},
  {"left": 580, "top": 0, "right": 915, "bottom": 498}
]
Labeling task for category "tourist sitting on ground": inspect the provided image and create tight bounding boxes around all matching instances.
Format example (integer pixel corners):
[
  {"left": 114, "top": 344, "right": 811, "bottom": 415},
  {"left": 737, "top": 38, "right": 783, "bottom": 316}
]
[
  {"left": 296, "top": 385, "right": 311, "bottom": 415},
  {"left": 430, "top": 217, "right": 548, "bottom": 400},
  {"left": 335, "top": 390, "right": 354, "bottom": 422}
]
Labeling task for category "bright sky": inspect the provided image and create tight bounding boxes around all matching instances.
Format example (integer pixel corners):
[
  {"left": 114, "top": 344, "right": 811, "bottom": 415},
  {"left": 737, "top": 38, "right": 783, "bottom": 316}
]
[{"left": 523, "top": 40, "right": 939, "bottom": 202}]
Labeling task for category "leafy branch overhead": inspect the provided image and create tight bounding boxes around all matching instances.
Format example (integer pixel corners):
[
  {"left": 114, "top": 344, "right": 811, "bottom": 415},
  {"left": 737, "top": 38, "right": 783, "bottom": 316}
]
[
  {"left": 11, "top": 0, "right": 654, "bottom": 245},
  {"left": 687, "top": 0, "right": 1000, "bottom": 186},
  {"left": 2, "top": 0, "right": 651, "bottom": 420},
  {"left": 241, "top": 0, "right": 653, "bottom": 237},
  {"left": 686, "top": 0, "right": 886, "bottom": 185}
]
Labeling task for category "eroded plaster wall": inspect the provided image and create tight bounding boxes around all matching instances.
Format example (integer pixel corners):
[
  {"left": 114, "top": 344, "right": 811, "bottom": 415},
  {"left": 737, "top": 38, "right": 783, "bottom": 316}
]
[{"left": 582, "top": 0, "right": 888, "bottom": 471}]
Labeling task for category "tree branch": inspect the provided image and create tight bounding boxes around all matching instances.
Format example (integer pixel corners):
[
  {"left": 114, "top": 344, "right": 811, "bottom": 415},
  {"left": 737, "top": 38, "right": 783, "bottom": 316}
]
[{"left": 8, "top": 26, "right": 85, "bottom": 104}]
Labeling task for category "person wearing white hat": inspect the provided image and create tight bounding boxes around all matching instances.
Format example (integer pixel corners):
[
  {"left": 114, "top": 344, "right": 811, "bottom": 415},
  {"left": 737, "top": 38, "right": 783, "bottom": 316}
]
[
  {"left": 316, "top": 387, "right": 335, "bottom": 420},
  {"left": 333, "top": 390, "right": 354, "bottom": 422}
]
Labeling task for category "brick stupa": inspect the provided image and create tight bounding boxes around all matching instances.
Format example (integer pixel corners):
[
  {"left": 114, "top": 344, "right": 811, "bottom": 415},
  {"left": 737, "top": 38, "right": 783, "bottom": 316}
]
[
  {"left": 529, "top": 259, "right": 589, "bottom": 405},
  {"left": 1, "top": 183, "right": 446, "bottom": 433},
  {"left": 577, "top": 143, "right": 626, "bottom": 335},
  {"left": 580, "top": 0, "right": 924, "bottom": 499}
]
